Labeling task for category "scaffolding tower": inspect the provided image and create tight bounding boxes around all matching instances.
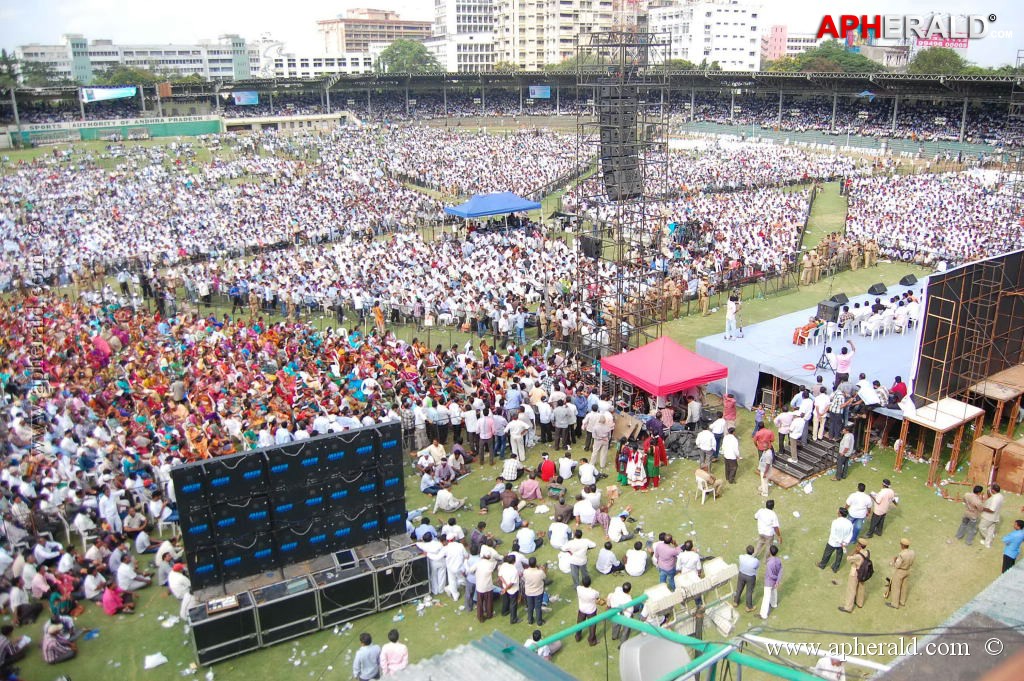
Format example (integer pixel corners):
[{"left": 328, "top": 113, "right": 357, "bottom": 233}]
[
  {"left": 573, "top": 31, "right": 670, "bottom": 376},
  {"left": 1008, "top": 48, "right": 1024, "bottom": 220}
]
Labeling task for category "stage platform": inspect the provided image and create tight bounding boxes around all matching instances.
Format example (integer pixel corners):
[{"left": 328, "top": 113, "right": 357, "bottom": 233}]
[{"left": 696, "top": 278, "right": 927, "bottom": 409}]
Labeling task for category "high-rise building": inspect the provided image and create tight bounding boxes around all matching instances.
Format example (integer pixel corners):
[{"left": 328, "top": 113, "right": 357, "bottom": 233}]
[
  {"left": 424, "top": 0, "right": 495, "bottom": 72},
  {"left": 761, "top": 25, "right": 823, "bottom": 62},
  {"left": 316, "top": 8, "right": 432, "bottom": 54},
  {"left": 494, "top": 0, "right": 615, "bottom": 71},
  {"left": 648, "top": 0, "right": 761, "bottom": 71},
  {"left": 16, "top": 33, "right": 259, "bottom": 84}
]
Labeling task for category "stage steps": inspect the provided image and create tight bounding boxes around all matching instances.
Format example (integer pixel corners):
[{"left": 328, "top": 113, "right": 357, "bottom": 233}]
[{"left": 770, "top": 437, "right": 837, "bottom": 481}]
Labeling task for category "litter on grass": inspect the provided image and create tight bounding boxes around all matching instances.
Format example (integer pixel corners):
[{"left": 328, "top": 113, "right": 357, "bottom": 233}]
[{"left": 144, "top": 653, "right": 169, "bottom": 670}]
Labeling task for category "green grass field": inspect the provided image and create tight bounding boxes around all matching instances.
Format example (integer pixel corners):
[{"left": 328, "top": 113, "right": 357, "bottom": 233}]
[{"left": 5, "top": 142, "right": 1013, "bottom": 681}]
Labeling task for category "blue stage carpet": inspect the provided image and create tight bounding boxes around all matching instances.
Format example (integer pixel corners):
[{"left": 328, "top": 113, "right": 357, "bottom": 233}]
[{"left": 696, "top": 279, "right": 927, "bottom": 408}]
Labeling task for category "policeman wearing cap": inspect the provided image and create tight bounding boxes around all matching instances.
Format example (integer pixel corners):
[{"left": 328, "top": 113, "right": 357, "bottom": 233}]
[{"left": 886, "top": 538, "right": 915, "bottom": 609}]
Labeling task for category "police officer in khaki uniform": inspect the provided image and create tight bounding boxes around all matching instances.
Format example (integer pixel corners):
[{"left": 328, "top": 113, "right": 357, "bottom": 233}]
[
  {"left": 839, "top": 538, "right": 870, "bottom": 613},
  {"left": 698, "top": 278, "right": 710, "bottom": 316},
  {"left": 849, "top": 243, "right": 861, "bottom": 271},
  {"left": 800, "top": 252, "right": 813, "bottom": 286},
  {"left": 885, "top": 537, "right": 915, "bottom": 609},
  {"left": 811, "top": 251, "right": 822, "bottom": 283}
]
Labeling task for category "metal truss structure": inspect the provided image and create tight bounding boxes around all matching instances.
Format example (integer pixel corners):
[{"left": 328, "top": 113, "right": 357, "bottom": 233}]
[
  {"left": 572, "top": 31, "right": 670, "bottom": 371},
  {"left": 1007, "top": 49, "right": 1024, "bottom": 222}
]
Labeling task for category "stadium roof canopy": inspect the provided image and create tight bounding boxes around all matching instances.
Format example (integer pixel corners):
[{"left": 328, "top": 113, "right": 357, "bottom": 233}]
[{"left": 7, "top": 71, "right": 1020, "bottom": 102}]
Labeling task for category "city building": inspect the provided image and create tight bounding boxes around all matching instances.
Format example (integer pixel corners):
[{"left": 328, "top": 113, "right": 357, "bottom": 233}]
[
  {"left": 760, "top": 25, "right": 824, "bottom": 62},
  {"left": 424, "top": 0, "right": 495, "bottom": 73},
  {"left": 648, "top": 0, "right": 761, "bottom": 71},
  {"left": 253, "top": 40, "right": 375, "bottom": 78},
  {"left": 316, "top": 8, "right": 431, "bottom": 54},
  {"left": 493, "top": 0, "right": 615, "bottom": 71},
  {"left": 16, "top": 33, "right": 257, "bottom": 83}
]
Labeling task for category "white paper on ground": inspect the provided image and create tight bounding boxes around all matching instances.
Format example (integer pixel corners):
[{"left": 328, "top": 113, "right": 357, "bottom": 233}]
[{"left": 144, "top": 653, "right": 169, "bottom": 670}]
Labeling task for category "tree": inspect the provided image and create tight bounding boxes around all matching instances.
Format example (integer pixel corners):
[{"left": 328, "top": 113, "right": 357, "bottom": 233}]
[
  {"left": 0, "top": 49, "right": 18, "bottom": 88},
  {"left": 93, "top": 64, "right": 165, "bottom": 86},
  {"left": 19, "top": 61, "right": 70, "bottom": 87},
  {"left": 907, "top": 47, "right": 969, "bottom": 75},
  {"left": 375, "top": 39, "right": 443, "bottom": 74},
  {"left": 664, "top": 58, "right": 698, "bottom": 71},
  {"left": 764, "top": 56, "right": 802, "bottom": 72},
  {"left": 493, "top": 61, "right": 520, "bottom": 73}
]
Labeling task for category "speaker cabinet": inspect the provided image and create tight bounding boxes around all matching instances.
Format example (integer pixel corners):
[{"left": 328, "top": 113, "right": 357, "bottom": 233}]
[
  {"left": 369, "top": 547, "right": 429, "bottom": 610},
  {"left": 603, "top": 166, "right": 641, "bottom": 202},
  {"left": 816, "top": 300, "right": 841, "bottom": 323},
  {"left": 210, "top": 496, "right": 272, "bottom": 540},
  {"left": 868, "top": 283, "right": 887, "bottom": 296},
  {"left": 830, "top": 293, "right": 849, "bottom": 305},
  {"left": 313, "top": 564, "right": 377, "bottom": 627},
  {"left": 219, "top": 532, "right": 278, "bottom": 582},
  {"left": 379, "top": 500, "right": 409, "bottom": 540},
  {"left": 189, "top": 592, "right": 259, "bottom": 666},
  {"left": 580, "top": 235, "right": 601, "bottom": 259},
  {"left": 899, "top": 274, "right": 918, "bottom": 286},
  {"left": 375, "top": 423, "right": 404, "bottom": 469},
  {"left": 203, "top": 453, "right": 268, "bottom": 504},
  {"left": 252, "top": 576, "right": 320, "bottom": 647},
  {"left": 379, "top": 471, "right": 405, "bottom": 503},
  {"left": 266, "top": 441, "right": 325, "bottom": 491},
  {"left": 177, "top": 505, "right": 214, "bottom": 545},
  {"left": 170, "top": 461, "right": 208, "bottom": 506},
  {"left": 325, "top": 470, "right": 380, "bottom": 512},
  {"left": 185, "top": 544, "right": 221, "bottom": 591}
]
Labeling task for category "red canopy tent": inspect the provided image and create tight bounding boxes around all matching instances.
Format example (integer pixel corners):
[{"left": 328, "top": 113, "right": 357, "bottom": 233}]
[{"left": 600, "top": 337, "right": 729, "bottom": 397}]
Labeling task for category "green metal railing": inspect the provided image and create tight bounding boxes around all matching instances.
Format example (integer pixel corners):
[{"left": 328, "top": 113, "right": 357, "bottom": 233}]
[{"left": 524, "top": 594, "right": 821, "bottom": 681}]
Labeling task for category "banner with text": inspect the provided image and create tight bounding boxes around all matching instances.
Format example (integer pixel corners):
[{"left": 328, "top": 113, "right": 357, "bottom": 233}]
[
  {"left": 232, "top": 91, "right": 260, "bottom": 106},
  {"left": 528, "top": 85, "right": 551, "bottom": 99},
  {"left": 80, "top": 86, "right": 138, "bottom": 103}
]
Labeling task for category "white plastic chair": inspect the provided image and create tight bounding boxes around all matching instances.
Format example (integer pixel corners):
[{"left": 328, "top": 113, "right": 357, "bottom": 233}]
[{"left": 696, "top": 474, "right": 718, "bottom": 505}]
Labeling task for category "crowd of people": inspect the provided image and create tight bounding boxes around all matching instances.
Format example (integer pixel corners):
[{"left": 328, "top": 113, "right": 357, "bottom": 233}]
[{"left": 846, "top": 171, "right": 1024, "bottom": 266}]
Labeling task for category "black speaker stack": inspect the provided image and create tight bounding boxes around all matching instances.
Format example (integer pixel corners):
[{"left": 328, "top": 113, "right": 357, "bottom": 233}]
[
  {"left": 172, "top": 422, "right": 406, "bottom": 591},
  {"left": 188, "top": 545, "right": 428, "bottom": 666},
  {"left": 816, "top": 299, "right": 842, "bottom": 323},
  {"left": 597, "top": 80, "right": 641, "bottom": 202}
]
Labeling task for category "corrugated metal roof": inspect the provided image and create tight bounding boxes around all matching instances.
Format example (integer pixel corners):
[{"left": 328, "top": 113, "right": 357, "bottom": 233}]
[{"left": 389, "top": 631, "right": 578, "bottom": 681}]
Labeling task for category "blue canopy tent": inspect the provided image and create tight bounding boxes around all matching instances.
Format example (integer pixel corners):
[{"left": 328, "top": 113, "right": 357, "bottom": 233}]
[{"left": 444, "top": 192, "right": 541, "bottom": 219}]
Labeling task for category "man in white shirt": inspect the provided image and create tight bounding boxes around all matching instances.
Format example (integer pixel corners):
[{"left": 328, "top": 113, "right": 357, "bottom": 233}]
[
  {"left": 548, "top": 521, "right": 571, "bottom": 550},
  {"left": 695, "top": 427, "right": 716, "bottom": 469},
  {"left": 817, "top": 508, "right": 854, "bottom": 574},
  {"left": 498, "top": 555, "right": 521, "bottom": 624},
  {"left": 415, "top": 532, "right": 447, "bottom": 595},
  {"left": 624, "top": 541, "right": 649, "bottom": 577},
  {"left": 721, "top": 427, "right": 741, "bottom": 484},
  {"left": 595, "top": 542, "right": 624, "bottom": 574},
  {"left": 812, "top": 387, "right": 831, "bottom": 441},
  {"left": 787, "top": 414, "right": 805, "bottom": 463},
  {"left": 500, "top": 505, "right": 523, "bottom": 534},
  {"left": 562, "top": 530, "right": 596, "bottom": 587},
  {"left": 573, "top": 494, "right": 597, "bottom": 528},
  {"left": 515, "top": 521, "right": 542, "bottom": 554},
  {"left": 575, "top": 575, "right": 600, "bottom": 646},
  {"left": 753, "top": 500, "right": 782, "bottom": 562},
  {"left": 578, "top": 458, "right": 597, "bottom": 486},
  {"left": 709, "top": 416, "right": 727, "bottom": 460},
  {"left": 845, "top": 483, "right": 872, "bottom": 544},
  {"left": 676, "top": 540, "right": 702, "bottom": 582},
  {"left": 116, "top": 554, "right": 152, "bottom": 591},
  {"left": 557, "top": 453, "right": 577, "bottom": 480},
  {"left": 607, "top": 510, "right": 634, "bottom": 543},
  {"left": 607, "top": 581, "right": 637, "bottom": 640},
  {"left": 168, "top": 563, "right": 191, "bottom": 600},
  {"left": 441, "top": 537, "right": 468, "bottom": 601}
]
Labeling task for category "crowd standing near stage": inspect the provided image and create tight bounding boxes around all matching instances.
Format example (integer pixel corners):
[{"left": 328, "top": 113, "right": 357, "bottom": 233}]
[{"left": 0, "top": 112, "right": 1022, "bottom": 677}]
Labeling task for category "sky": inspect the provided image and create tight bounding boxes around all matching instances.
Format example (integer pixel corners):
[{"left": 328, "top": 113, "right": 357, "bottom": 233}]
[{"left": 1, "top": 0, "right": 1021, "bottom": 67}]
